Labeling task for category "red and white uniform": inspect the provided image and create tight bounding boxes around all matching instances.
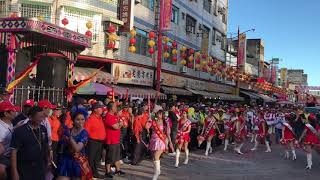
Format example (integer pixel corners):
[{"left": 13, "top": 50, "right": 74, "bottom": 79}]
[
  {"left": 176, "top": 119, "right": 191, "bottom": 145},
  {"left": 235, "top": 116, "right": 247, "bottom": 140},
  {"left": 304, "top": 124, "right": 319, "bottom": 145},
  {"left": 283, "top": 122, "right": 295, "bottom": 142},
  {"left": 203, "top": 118, "right": 216, "bottom": 138},
  {"left": 258, "top": 118, "right": 268, "bottom": 137}
]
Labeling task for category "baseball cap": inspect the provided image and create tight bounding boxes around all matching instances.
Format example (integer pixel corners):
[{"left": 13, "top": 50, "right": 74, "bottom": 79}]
[
  {"left": 23, "top": 99, "right": 35, "bottom": 107},
  {"left": 92, "top": 101, "right": 105, "bottom": 109},
  {"left": 38, "top": 99, "right": 56, "bottom": 109},
  {"left": 0, "top": 101, "right": 21, "bottom": 112}
]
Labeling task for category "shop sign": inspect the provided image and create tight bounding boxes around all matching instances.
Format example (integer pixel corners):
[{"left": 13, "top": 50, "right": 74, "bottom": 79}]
[
  {"left": 207, "top": 83, "right": 233, "bottom": 94},
  {"left": 112, "top": 63, "right": 153, "bottom": 86},
  {"left": 161, "top": 72, "right": 186, "bottom": 88},
  {"left": 119, "top": 0, "right": 134, "bottom": 32}
]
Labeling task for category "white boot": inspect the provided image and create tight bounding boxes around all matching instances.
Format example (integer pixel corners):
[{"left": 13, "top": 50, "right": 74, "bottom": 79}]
[
  {"left": 250, "top": 134, "right": 255, "bottom": 142},
  {"left": 251, "top": 140, "right": 258, "bottom": 151},
  {"left": 235, "top": 143, "right": 244, "bottom": 155},
  {"left": 284, "top": 151, "right": 289, "bottom": 159},
  {"left": 184, "top": 149, "right": 189, "bottom": 164},
  {"left": 224, "top": 139, "right": 229, "bottom": 151},
  {"left": 265, "top": 141, "right": 271, "bottom": 152},
  {"left": 292, "top": 150, "right": 296, "bottom": 160},
  {"left": 152, "top": 160, "right": 161, "bottom": 180},
  {"left": 205, "top": 142, "right": 211, "bottom": 156},
  {"left": 306, "top": 153, "right": 312, "bottom": 169},
  {"left": 175, "top": 149, "right": 180, "bottom": 168},
  {"left": 209, "top": 146, "right": 213, "bottom": 154}
]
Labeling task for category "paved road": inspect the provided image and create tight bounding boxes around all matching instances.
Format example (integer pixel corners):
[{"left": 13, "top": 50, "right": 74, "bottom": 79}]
[{"left": 99, "top": 142, "right": 320, "bottom": 180}]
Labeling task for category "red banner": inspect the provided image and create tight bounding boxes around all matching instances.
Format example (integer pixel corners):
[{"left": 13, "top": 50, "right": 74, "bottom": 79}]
[
  {"left": 160, "top": 0, "right": 172, "bottom": 31},
  {"left": 237, "top": 33, "right": 246, "bottom": 70},
  {"left": 119, "top": 0, "right": 133, "bottom": 32},
  {"left": 271, "top": 65, "right": 276, "bottom": 83}
]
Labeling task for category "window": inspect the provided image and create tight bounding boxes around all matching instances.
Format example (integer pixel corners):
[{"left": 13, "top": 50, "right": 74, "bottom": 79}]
[
  {"left": 141, "top": 0, "right": 154, "bottom": 11},
  {"left": 171, "top": 5, "right": 179, "bottom": 24},
  {"left": 186, "top": 15, "right": 196, "bottom": 34},
  {"left": 222, "top": 13, "right": 227, "bottom": 24},
  {"left": 221, "top": 35, "right": 226, "bottom": 50},
  {"left": 20, "top": 3, "right": 51, "bottom": 22},
  {"left": 212, "top": 29, "right": 216, "bottom": 45},
  {"left": 134, "top": 28, "right": 152, "bottom": 57},
  {"left": 63, "top": 7, "right": 102, "bottom": 42},
  {"left": 0, "top": 0, "right": 9, "bottom": 17},
  {"left": 203, "top": 0, "right": 211, "bottom": 13}
]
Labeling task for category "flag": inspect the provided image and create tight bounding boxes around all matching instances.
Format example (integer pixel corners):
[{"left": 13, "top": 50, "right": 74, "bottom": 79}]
[
  {"left": 66, "top": 67, "right": 103, "bottom": 102},
  {"left": 6, "top": 59, "right": 40, "bottom": 93}
]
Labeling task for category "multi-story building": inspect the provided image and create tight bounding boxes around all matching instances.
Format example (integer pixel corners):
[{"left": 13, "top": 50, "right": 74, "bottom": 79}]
[
  {"left": 287, "top": 69, "right": 308, "bottom": 90},
  {"left": 0, "top": 0, "right": 243, "bottom": 103}
]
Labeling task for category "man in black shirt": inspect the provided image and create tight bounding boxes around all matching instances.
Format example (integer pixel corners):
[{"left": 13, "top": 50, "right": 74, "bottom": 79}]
[
  {"left": 12, "top": 99, "right": 35, "bottom": 127},
  {"left": 168, "top": 104, "right": 178, "bottom": 147},
  {"left": 10, "top": 106, "right": 49, "bottom": 180}
]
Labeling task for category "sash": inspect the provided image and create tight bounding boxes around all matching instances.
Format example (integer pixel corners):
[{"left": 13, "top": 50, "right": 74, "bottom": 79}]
[
  {"left": 203, "top": 118, "right": 216, "bottom": 137},
  {"left": 283, "top": 122, "right": 295, "bottom": 136},
  {"left": 305, "top": 123, "right": 318, "bottom": 135},
  {"left": 73, "top": 153, "right": 93, "bottom": 180},
  {"left": 152, "top": 120, "right": 167, "bottom": 144},
  {"left": 176, "top": 120, "right": 191, "bottom": 143}
]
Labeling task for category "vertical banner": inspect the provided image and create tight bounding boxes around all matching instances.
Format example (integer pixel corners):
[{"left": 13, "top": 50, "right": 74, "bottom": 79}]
[
  {"left": 271, "top": 65, "right": 276, "bottom": 84},
  {"left": 119, "top": 0, "right": 134, "bottom": 32},
  {"left": 237, "top": 33, "right": 246, "bottom": 71},
  {"left": 280, "top": 68, "right": 287, "bottom": 87},
  {"left": 160, "top": 0, "right": 173, "bottom": 31}
]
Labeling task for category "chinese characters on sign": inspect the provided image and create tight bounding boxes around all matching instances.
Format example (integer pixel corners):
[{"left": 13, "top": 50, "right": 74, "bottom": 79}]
[
  {"left": 119, "top": 0, "right": 133, "bottom": 32},
  {"left": 113, "top": 63, "right": 154, "bottom": 86},
  {"left": 237, "top": 33, "right": 247, "bottom": 71}
]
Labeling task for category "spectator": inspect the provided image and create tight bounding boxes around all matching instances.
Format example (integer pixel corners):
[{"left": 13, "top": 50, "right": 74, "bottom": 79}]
[
  {"left": 38, "top": 99, "right": 57, "bottom": 146},
  {"left": 118, "top": 102, "right": 131, "bottom": 163},
  {"left": 56, "top": 109, "right": 92, "bottom": 180},
  {"left": 274, "top": 113, "right": 285, "bottom": 144},
  {"left": 104, "top": 102, "right": 125, "bottom": 179},
  {"left": 48, "top": 105, "right": 63, "bottom": 166},
  {"left": 12, "top": 99, "right": 34, "bottom": 127},
  {"left": 84, "top": 101, "right": 106, "bottom": 179},
  {"left": 168, "top": 104, "right": 178, "bottom": 151},
  {"left": 11, "top": 106, "right": 49, "bottom": 180},
  {"left": 132, "top": 106, "right": 147, "bottom": 165},
  {"left": 0, "top": 101, "right": 20, "bottom": 179}
]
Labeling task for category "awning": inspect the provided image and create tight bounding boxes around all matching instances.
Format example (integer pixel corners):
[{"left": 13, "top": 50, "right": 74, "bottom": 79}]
[
  {"left": 77, "top": 82, "right": 112, "bottom": 95},
  {"left": 162, "top": 86, "right": 192, "bottom": 96},
  {"left": 257, "top": 94, "right": 277, "bottom": 103},
  {"left": 186, "top": 88, "right": 218, "bottom": 98},
  {"left": 114, "top": 85, "right": 167, "bottom": 100},
  {"left": 215, "top": 93, "right": 244, "bottom": 101},
  {"left": 241, "top": 91, "right": 260, "bottom": 99},
  {"left": 74, "top": 67, "right": 115, "bottom": 84}
]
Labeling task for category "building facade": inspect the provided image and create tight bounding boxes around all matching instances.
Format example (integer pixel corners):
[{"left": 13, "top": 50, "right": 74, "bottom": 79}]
[
  {"left": 0, "top": 0, "right": 241, "bottom": 102},
  {"left": 287, "top": 69, "right": 308, "bottom": 90}
]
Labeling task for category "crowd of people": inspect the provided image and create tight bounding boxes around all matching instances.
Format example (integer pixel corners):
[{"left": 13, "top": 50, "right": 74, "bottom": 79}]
[{"left": 0, "top": 95, "right": 320, "bottom": 180}]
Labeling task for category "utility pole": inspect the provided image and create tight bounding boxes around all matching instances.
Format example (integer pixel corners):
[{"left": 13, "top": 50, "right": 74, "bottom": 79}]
[{"left": 155, "top": 0, "right": 164, "bottom": 93}]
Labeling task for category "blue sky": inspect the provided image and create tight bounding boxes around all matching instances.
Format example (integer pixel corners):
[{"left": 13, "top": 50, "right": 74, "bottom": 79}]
[{"left": 228, "top": 0, "right": 320, "bottom": 85}]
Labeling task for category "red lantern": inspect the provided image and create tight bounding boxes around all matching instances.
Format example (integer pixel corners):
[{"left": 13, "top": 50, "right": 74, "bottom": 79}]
[
  {"left": 172, "top": 56, "right": 178, "bottom": 62},
  {"left": 180, "top": 52, "right": 187, "bottom": 59},
  {"left": 172, "top": 41, "right": 177, "bottom": 48},
  {"left": 62, "top": 18, "right": 69, "bottom": 26},
  {"left": 202, "top": 54, "right": 207, "bottom": 59},
  {"left": 164, "top": 44, "right": 169, "bottom": 51},
  {"left": 129, "top": 38, "right": 136, "bottom": 45},
  {"left": 107, "top": 42, "right": 115, "bottom": 49},
  {"left": 107, "top": 25, "right": 116, "bottom": 33},
  {"left": 149, "top": 31, "right": 155, "bottom": 39},
  {"left": 189, "top": 49, "right": 194, "bottom": 54},
  {"left": 85, "top": 30, "right": 92, "bottom": 37},
  {"left": 148, "top": 48, "right": 155, "bottom": 54},
  {"left": 195, "top": 58, "right": 201, "bottom": 64},
  {"left": 187, "top": 63, "right": 193, "bottom": 68}
]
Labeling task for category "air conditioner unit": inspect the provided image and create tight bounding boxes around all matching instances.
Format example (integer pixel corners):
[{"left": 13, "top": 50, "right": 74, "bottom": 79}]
[
  {"left": 186, "top": 26, "right": 193, "bottom": 33},
  {"left": 135, "top": 0, "right": 141, "bottom": 4},
  {"left": 180, "top": 66, "right": 188, "bottom": 73}
]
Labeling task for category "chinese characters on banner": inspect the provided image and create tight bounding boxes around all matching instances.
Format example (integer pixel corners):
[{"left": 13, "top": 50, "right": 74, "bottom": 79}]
[
  {"left": 112, "top": 63, "right": 154, "bottom": 86},
  {"left": 160, "top": 0, "right": 172, "bottom": 31},
  {"left": 237, "top": 33, "right": 246, "bottom": 71},
  {"left": 119, "top": 0, "right": 134, "bottom": 32}
]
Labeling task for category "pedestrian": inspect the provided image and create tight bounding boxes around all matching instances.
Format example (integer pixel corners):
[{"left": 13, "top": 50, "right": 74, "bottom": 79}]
[
  {"left": 147, "top": 110, "right": 166, "bottom": 180},
  {"left": 0, "top": 101, "right": 20, "bottom": 180},
  {"left": 175, "top": 109, "right": 191, "bottom": 167},
  {"left": 104, "top": 102, "right": 125, "bottom": 179},
  {"left": 168, "top": 104, "right": 178, "bottom": 151},
  {"left": 200, "top": 110, "right": 217, "bottom": 156},
  {"left": 234, "top": 108, "right": 247, "bottom": 155},
  {"left": 84, "top": 101, "right": 106, "bottom": 179},
  {"left": 281, "top": 114, "right": 297, "bottom": 160},
  {"left": 251, "top": 111, "right": 271, "bottom": 152},
  {"left": 38, "top": 99, "right": 57, "bottom": 144},
  {"left": 274, "top": 112, "right": 285, "bottom": 144},
  {"left": 213, "top": 108, "right": 226, "bottom": 146},
  {"left": 10, "top": 106, "right": 49, "bottom": 180},
  {"left": 298, "top": 113, "right": 319, "bottom": 170},
  {"left": 12, "top": 99, "right": 34, "bottom": 127},
  {"left": 224, "top": 108, "right": 237, "bottom": 151},
  {"left": 118, "top": 102, "right": 131, "bottom": 163},
  {"left": 56, "top": 109, "right": 92, "bottom": 180}
]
